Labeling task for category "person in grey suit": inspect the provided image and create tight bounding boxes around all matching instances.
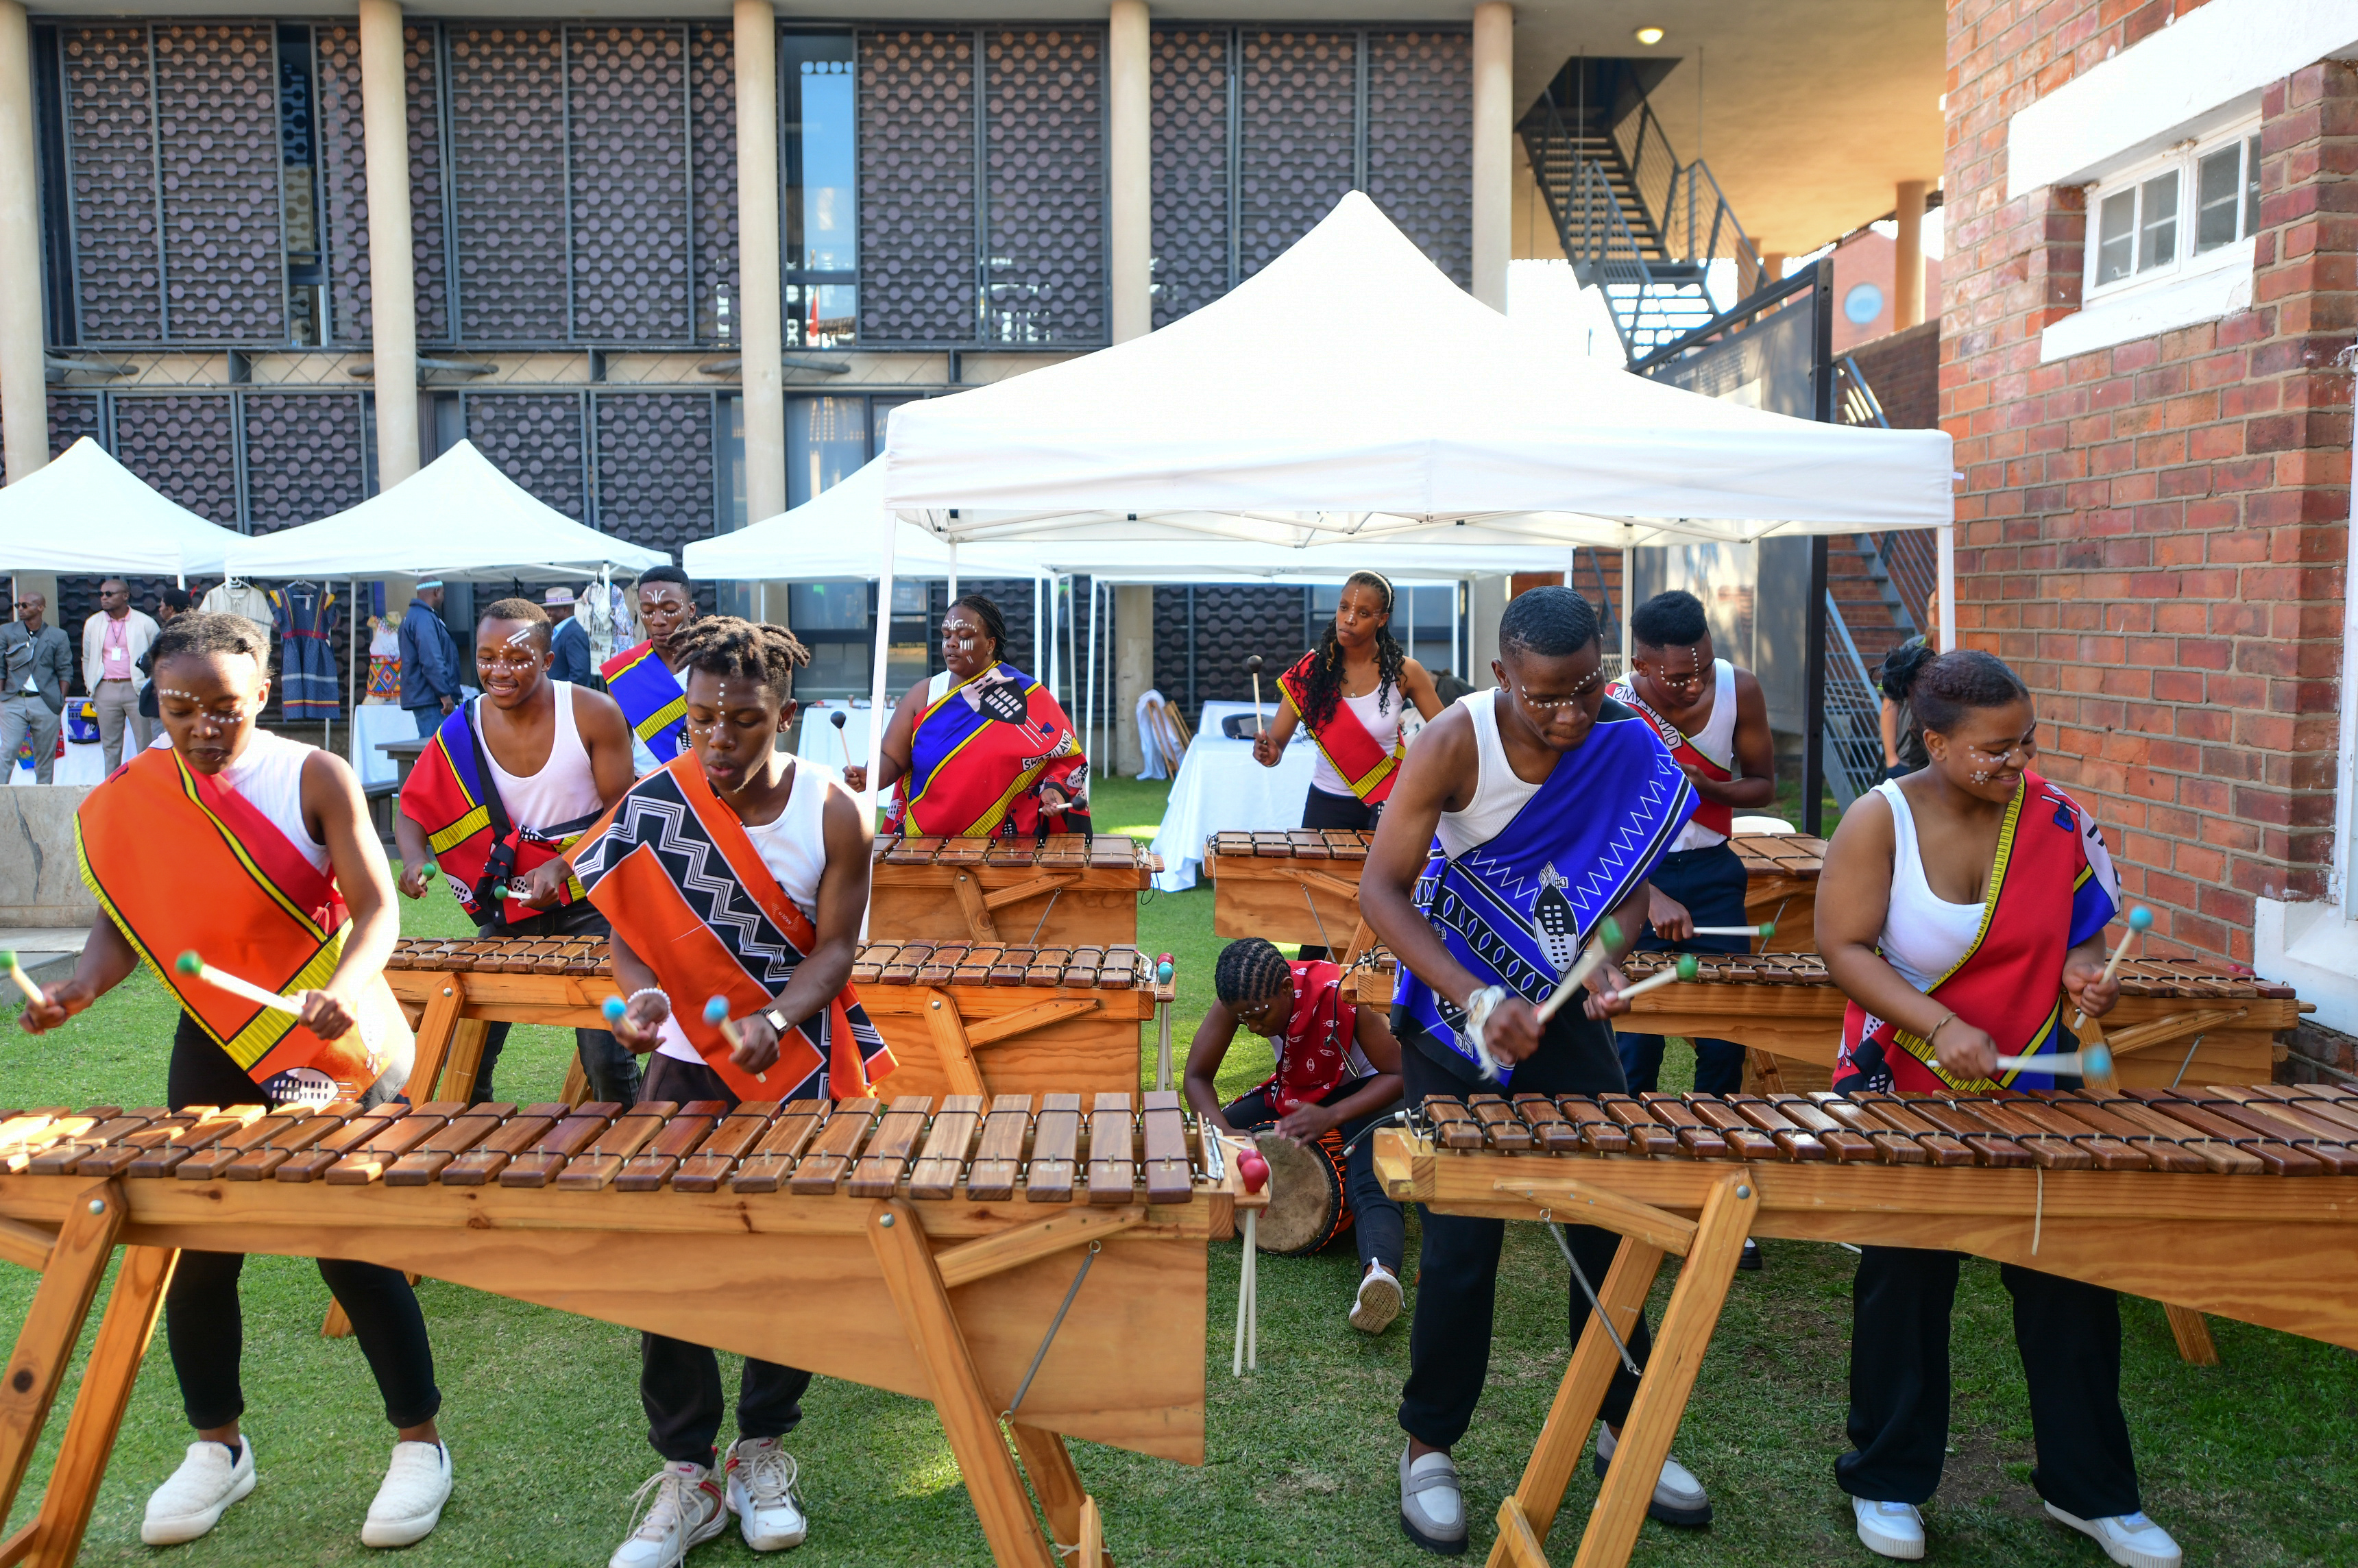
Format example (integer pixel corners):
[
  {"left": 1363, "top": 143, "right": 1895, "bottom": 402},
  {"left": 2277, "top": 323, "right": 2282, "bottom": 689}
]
[{"left": 3, "top": 591, "right": 75, "bottom": 785}]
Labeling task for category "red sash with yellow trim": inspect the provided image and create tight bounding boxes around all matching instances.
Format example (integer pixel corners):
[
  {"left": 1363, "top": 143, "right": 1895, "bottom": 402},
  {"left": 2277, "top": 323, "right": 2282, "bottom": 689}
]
[
  {"left": 1278, "top": 652, "right": 1406, "bottom": 805},
  {"left": 75, "top": 748, "right": 388, "bottom": 1099},
  {"left": 1605, "top": 676, "right": 1734, "bottom": 838},
  {"left": 570, "top": 753, "right": 895, "bottom": 1101},
  {"left": 398, "top": 699, "right": 593, "bottom": 924},
  {"left": 886, "top": 663, "right": 1087, "bottom": 837},
  {"left": 600, "top": 638, "right": 689, "bottom": 763},
  {"left": 1833, "top": 771, "right": 2120, "bottom": 1094}
]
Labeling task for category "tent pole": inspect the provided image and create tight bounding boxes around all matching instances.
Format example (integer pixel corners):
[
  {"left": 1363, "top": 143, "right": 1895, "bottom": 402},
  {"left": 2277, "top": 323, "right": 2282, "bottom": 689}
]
[
  {"left": 1085, "top": 576, "right": 1099, "bottom": 779},
  {"left": 865, "top": 513, "right": 899, "bottom": 835},
  {"left": 1619, "top": 544, "right": 1635, "bottom": 678},
  {"left": 1936, "top": 522, "right": 1956, "bottom": 653},
  {"left": 1032, "top": 574, "right": 1043, "bottom": 678},
  {"left": 345, "top": 576, "right": 358, "bottom": 764},
  {"left": 1564, "top": 549, "right": 1575, "bottom": 590},
  {"left": 947, "top": 539, "right": 958, "bottom": 602}
]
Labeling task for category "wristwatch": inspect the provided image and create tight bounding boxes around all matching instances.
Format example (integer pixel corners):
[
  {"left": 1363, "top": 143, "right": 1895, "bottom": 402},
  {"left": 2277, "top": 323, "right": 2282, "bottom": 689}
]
[{"left": 762, "top": 1005, "right": 795, "bottom": 1037}]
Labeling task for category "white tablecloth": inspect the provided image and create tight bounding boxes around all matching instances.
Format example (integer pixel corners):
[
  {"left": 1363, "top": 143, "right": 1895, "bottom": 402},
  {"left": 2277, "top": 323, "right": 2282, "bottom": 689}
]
[
  {"left": 8, "top": 739, "right": 104, "bottom": 787},
  {"left": 1148, "top": 700, "right": 1314, "bottom": 891},
  {"left": 794, "top": 702, "right": 882, "bottom": 775},
  {"left": 350, "top": 702, "right": 420, "bottom": 790}
]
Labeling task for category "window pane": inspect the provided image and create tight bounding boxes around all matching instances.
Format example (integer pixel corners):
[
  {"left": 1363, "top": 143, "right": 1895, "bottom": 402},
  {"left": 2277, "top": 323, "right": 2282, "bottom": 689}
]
[
  {"left": 797, "top": 639, "right": 872, "bottom": 700},
  {"left": 1309, "top": 585, "right": 1341, "bottom": 617},
  {"left": 2139, "top": 171, "right": 2178, "bottom": 271},
  {"left": 2195, "top": 144, "right": 2242, "bottom": 253},
  {"left": 781, "top": 33, "right": 858, "bottom": 348},
  {"left": 788, "top": 580, "right": 868, "bottom": 632},
  {"left": 787, "top": 395, "right": 870, "bottom": 508},
  {"left": 2245, "top": 133, "right": 2263, "bottom": 238},
  {"left": 2095, "top": 190, "right": 2137, "bottom": 284}
]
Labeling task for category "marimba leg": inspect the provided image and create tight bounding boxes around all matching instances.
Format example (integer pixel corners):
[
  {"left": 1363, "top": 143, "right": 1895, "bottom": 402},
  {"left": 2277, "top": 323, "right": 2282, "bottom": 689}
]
[
  {"left": 558, "top": 1054, "right": 591, "bottom": 1107},
  {"left": 2163, "top": 1303, "right": 2220, "bottom": 1367},
  {"left": 0, "top": 1181, "right": 126, "bottom": 1530},
  {"left": 399, "top": 973, "right": 469, "bottom": 1102},
  {"left": 1010, "top": 1423, "right": 1116, "bottom": 1568},
  {"left": 439, "top": 1020, "right": 494, "bottom": 1105},
  {"left": 1566, "top": 1171, "right": 1758, "bottom": 1568},
  {"left": 1485, "top": 1239, "right": 1666, "bottom": 1567},
  {"left": 16, "top": 1245, "right": 177, "bottom": 1568},
  {"left": 952, "top": 872, "right": 1003, "bottom": 941},
  {"left": 922, "top": 991, "right": 993, "bottom": 1101},
  {"left": 867, "top": 1202, "right": 1057, "bottom": 1568}
]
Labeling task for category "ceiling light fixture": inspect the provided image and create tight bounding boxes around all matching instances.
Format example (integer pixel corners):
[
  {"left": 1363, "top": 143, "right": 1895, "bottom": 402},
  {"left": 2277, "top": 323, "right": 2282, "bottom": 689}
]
[{"left": 1633, "top": 26, "right": 1665, "bottom": 45}]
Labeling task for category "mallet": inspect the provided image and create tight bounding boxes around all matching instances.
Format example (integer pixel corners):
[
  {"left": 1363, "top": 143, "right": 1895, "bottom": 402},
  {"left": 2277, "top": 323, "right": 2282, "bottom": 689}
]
[
  {"left": 1, "top": 950, "right": 46, "bottom": 1007},
  {"left": 705, "top": 995, "right": 768, "bottom": 1083},
  {"left": 1603, "top": 953, "right": 1701, "bottom": 1005},
  {"left": 1995, "top": 1043, "right": 2113, "bottom": 1082},
  {"left": 173, "top": 951, "right": 304, "bottom": 1014},
  {"left": 1533, "top": 917, "right": 1625, "bottom": 1025},
  {"left": 2071, "top": 905, "right": 2154, "bottom": 1031},
  {"left": 600, "top": 996, "right": 628, "bottom": 1027},
  {"left": 1244, "top": 654, "right": 1267, "bottom": 736},
  {"left": 829, "top": 709, "right": 854, "bottom": 771},
  {"left": 1692, "top": 922, "right": 1775, "bottom": 940}
]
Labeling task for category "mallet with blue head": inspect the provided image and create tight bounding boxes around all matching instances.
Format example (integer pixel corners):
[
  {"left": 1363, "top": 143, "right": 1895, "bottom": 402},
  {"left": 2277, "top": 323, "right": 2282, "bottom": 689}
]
[
  {"left": 706, "top": 995, "right": 768, "bottom": 1082},
  {"left": 2071, "top": 905, "right": 2155, "bottom": 1031}
]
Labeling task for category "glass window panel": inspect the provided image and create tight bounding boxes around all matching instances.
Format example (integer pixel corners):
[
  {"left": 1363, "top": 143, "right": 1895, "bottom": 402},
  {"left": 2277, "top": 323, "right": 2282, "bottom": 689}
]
[
  {"left": 890, "top": 579, "right": 928, "bottom": 616},
  {"left": 797, "top": 639, "right": 871, "bottom": 700},
  {"left": 2138, "top": 170, "right": 2178, "bottom": 271},
  {"left": 787, "top": 395, "right": 870, "bottom": 509},
  {"left": 2246, "top": 134, "right": 2263, "bottom": 238},
  {"left": 2195, "top": 143, "right": 2243, "bottom": 253},
  {"left": 2095, "top": 189, "right": 2137, "bottom": 284},
  {"left": 886, "top": 639, "right": 929, "bottom": 694},
  {"left": 1412, "top": 633, "right": 1453, "bottom": 678},
  {"left": 1309, "top": 585, "right": 1341, "bottom": 617},
  {"left": 781, "top": 33, "right": 858, "bottom": 347},
  {"left": 788, "top": 580, "right": 868, "bottom": 632}
]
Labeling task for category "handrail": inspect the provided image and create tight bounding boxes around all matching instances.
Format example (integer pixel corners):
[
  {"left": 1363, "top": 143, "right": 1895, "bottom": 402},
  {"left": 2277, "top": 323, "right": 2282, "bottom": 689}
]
[{"left": 1821, "top": 589, "right": 1888, "bottom": 809}]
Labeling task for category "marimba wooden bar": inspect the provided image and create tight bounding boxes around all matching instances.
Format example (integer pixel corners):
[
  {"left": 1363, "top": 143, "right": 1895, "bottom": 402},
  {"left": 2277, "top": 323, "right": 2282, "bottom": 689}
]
[
  {"left": 870, "top": 835, "right": 1157, "bottom": 946},
  {"left": 0, "top": 1092, "right": 1257, "bottom": 1568},
  {"left": 1377, "top": 1085, "right": 2358, "bottom": 1568}
]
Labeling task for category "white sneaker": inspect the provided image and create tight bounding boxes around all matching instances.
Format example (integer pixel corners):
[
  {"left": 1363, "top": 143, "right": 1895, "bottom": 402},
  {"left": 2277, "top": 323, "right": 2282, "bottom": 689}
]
[
  {"left": 1592, "top": 1423, "right": 1711, "bottom": 1526},
  {"left": 143, "top": 1438, "right": 257, "bottom": 1545},
  {"left": 725, "top": 1437, "right": 808, "bottom": 1550},
  {"left": 362, "top": 1440, "right": 452, "bottom": 1547},
  {"left": 609, "top": 1461, "right": 729, "bottom": 1568},
  {"left": 1351, "top": 1264, "right": 1405, "bottom": 1335},
  {"left": 1853, "top": 1497, "right": 1926, "bottom": 1560},
  {"left": 2044, "top": 1503, "right": 2183, "bottom": 1568}
]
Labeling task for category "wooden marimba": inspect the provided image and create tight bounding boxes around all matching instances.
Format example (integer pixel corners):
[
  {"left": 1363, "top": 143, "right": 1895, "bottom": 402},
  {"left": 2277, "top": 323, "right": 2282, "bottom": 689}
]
[
  {"left": 1204, "top": 830, "right": 1376, "bottom": 957},
  {"left": 869, "top": 835, "right": 1157, "bottom": 946},
  {"left": 0, "top": 1091, "right": 1257, "bottom": 1568},
  {"left": 383, "top": 937, "right": 1172, "bottom": 1109},
  {"left": 1729, "top": 833, "right": 1823, "bottom": 954},
  {"left": 1376, "top": 1084, "right": 2358, "bottom": 1568}
]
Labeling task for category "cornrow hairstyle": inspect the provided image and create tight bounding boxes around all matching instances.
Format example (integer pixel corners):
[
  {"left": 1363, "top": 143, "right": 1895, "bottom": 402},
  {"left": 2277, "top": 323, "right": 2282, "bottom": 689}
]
[
  {"left": 149, "top": 611, "right": 269, "bottom": 673},
  {"left": 948, "top": 593, "right": 1008, "bottom": 667},
  {"left": 1213, "top": 938, "right": 1293, "bottom": 1005},
  {"left": 1498, "top": 585, "right": 1599, "bottom": 660},
  {"left": 672, "top": 615, "right": 812, "bottom": 700},
  {"left": 1910, "top": 649, "right": 2030, "bottom": 735},
  {"left": 1299, "top": 570, "right": 1406, "bottom": 733},
  {"left": 479, "top": 596, "right": 551, "bottom": 646},
  {"left": 1629, "top": 589, "right": 1708, "bottom": 649}
]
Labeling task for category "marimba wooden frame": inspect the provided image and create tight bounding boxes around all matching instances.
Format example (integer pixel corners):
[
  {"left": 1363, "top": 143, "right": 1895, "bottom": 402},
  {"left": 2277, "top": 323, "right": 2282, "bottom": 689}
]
[
  {"left": 0, "top": 1158, "right": 1261, "bottom": 1568},
  {"left": 1374, "top": 1129, "right": 2358, "bottom": 1568},
  {"left": 871, "top": 859, "right": 1152, "bottom": 948}
]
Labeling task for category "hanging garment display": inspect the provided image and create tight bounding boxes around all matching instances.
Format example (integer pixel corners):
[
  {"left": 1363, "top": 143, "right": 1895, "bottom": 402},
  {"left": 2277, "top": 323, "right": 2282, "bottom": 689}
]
[
  {"left": 364, "top": 615, "right": 402, "bottom": 704},
  {"left": 271, "top": 580, "right": 342, "bottom": 721}
]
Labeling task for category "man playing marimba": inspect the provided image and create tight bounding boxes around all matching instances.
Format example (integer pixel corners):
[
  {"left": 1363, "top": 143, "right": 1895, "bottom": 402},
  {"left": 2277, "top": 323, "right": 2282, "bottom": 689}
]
[
  {"left": 1819, "top": 648, "right": 2180, "bottom": 1568},
  {"left": 1361, "top": 587, "right": 1712, "bottom": 1554},
  {"left": 569, "top": 615, "right": 895, "bottom": 1567},
  {"left": 18, "top": 613, "right": 454, "bottom": 1549},
  {"left": 601, "top": 565, "right": 701, "bottom": 776}
]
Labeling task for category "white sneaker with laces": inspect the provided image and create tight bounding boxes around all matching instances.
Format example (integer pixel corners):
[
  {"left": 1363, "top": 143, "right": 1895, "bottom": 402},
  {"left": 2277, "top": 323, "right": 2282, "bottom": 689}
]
[
  {"left": 1853, "top": 1497, "right": 1927, "bottom": 1560},
  {"left": 609, "top": 1461, "right": 729, "bottom": 1568},
  {"left": 1592, "top": 1423, "right": 1711, "bottom": 1526},
  {"left": 362, "top": 1440, "right": 453, "bottom": 1547},
  {"left": 2044, "top": 1503, "right": 2183, "bottom": 1568},
  {"left": 725, "top": 1437, "right": 808, "bottom": 1551},
  {"left": 143, "top": 1438, "right": 257, "bottom": 1545},
  {"left": 1351, "top": 1263, "right": 1404, "bottom": 1335}
]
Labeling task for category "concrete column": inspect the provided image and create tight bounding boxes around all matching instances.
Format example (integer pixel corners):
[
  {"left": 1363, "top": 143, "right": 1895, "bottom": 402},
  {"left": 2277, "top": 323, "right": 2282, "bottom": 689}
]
[
  {"left": 1113, "top": 584, "right": 1152, "bottom": 774},
  {"left": 0, "top": 1, "right": 49, "bottom": 485},
  {"left": 1760, "top": 251, "right": 1785, "bottom": 295},
  {"left": 358, "top": 0, "right": 420, "bottom": 488},
  {"left": 1470, "top": 2, "right": 1513, "bottom": 311},
  {"left": 736, "top": 0, "right": 787, "bottom": 527},
  {"left": 1108, "top": 0, "right": 1152, "bottom": 343},
  {"left": 1893, "top": 180, "right": 1928, "bottom": 330}
]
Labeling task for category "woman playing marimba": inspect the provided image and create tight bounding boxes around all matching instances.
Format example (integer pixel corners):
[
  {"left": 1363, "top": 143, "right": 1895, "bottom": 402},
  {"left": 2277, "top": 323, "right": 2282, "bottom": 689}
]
[
  {"left": 844, "top": 593, "right": 1091, "bottom": 837},
  {"left": 1818, "top": 648, "right": 2180, "bottom": 1568},
  {"left": 1182, "top": 938, "right": 1407, "bottom": 1334}
]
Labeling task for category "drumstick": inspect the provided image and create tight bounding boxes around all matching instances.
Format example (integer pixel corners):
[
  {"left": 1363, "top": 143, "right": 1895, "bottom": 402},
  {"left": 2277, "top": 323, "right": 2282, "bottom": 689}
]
[
  {"left": 2071, "top": 905, "right": 2154, "bottom": 1031},
  {"left": 1532, "top": 918, "right": 1625, "bottom": 1026},
  {"left": 1244, "top": 654, "right": 1266, "bottom": 736},
  {"left": 173, "top": 951, "right": 304, "bottom": 1014},
  {"left": 1, "top": 951, "right": 46, "bottom": 1007},
  {"left": 704, "top": 995, "right": 768, "bottom": 1083},
  {"left": 1604, "top": 954, "right": 1699, "bottom": 1003},
  {"left": 829, "top": 709, "right": 853, "bottom": 771}
]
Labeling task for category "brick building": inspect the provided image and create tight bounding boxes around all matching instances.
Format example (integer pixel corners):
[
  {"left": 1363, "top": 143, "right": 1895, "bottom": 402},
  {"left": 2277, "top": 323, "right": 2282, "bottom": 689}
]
[{"left": 1941, "top": 0, "right": 2358, "bottom": 1059}]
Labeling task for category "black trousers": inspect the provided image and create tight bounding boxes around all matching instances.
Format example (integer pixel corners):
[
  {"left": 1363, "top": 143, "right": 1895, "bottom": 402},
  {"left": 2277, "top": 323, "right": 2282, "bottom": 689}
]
[
  {"left": 1836, "top": 1247, "right": 2141, "bottom": 1518},
  {"left": 164, "top": 1014, "right": 441, "bottom": 1432},
  {"left": 1396, "top": 1015, "right": 1653, "bottom": 1449},
  {"left": 1298, "top": 786, "right": 1376, "bottom": 960},
  {"left": 471, "top": 900, "right": 642, "bottom": 1107},
  {"left": 637, "top": 1055, "right": 812, "bottom": 1464},
  {"left": 1221, "top": 1079, "right": 1405, "bottom": 1273},
  {"left": 1617, "top": 842, "right": 1749, "bottom": 1095}
]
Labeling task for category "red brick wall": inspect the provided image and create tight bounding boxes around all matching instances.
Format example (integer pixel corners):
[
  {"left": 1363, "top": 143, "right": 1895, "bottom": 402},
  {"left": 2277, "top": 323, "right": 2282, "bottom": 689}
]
[
  {"left": 1848, "top": 321, "right": 1941, "bottom": 430},
  {"left": 1943, "top": 1, "right": 2350, "bottom": 964}
]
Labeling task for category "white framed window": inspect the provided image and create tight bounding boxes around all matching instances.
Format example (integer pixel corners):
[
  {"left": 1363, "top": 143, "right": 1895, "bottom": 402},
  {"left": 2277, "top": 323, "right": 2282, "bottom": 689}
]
[{"left": 2084, "top": 122, "right": 2261, "bottom": 301}]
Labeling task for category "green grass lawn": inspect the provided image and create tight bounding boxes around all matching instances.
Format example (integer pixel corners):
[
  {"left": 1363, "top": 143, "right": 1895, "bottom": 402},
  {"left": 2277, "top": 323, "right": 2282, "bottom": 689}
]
[{"left": 7, "top": 773, "right": 2355, "bottom": 1565}]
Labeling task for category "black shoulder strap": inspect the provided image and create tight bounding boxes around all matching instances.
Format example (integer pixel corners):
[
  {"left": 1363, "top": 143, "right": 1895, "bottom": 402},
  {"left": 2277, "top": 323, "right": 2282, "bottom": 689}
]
[{"left": 465, "top": 698, "right": 523, "bottom": 911}]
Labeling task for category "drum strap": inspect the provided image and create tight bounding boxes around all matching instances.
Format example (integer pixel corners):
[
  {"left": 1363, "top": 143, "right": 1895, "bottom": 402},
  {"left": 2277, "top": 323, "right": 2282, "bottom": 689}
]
[{"left": 1003, "top": 1239, "right": 1102, "bottom": 1420}]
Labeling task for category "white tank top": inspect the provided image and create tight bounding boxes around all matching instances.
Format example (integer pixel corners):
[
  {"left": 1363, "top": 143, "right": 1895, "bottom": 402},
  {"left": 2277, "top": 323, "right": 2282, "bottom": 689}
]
[
  {"left": 1871, "top": 777, "right": 1985, "bottom": 992},
  {"left": 1433, "top": 690, "right": 1544, "bottom": 861},
  {"left": 476, "top": 682, "right": 606, "bottom": 829},
  {"left": 655, "top": 759, "right": 849, "bottom": 1064},
  {"left": 220, "top": 731, "right": 330, "bottom": 873},
  {"left": 1308, "top": 684, "right": 1407, "bottom": 798},
  {"left": 1671, "top": 659, "right": 1738, "bottom": 852}
]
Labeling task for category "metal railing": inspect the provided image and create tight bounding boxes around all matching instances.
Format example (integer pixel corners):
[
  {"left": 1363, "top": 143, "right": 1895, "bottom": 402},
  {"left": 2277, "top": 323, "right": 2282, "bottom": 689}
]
[
  {"left": 1833, "top": 355, "right": 1941, "bottom": 634},
  {"left": 1821, "top": 589, "right": 1890, "bottom": 809}
]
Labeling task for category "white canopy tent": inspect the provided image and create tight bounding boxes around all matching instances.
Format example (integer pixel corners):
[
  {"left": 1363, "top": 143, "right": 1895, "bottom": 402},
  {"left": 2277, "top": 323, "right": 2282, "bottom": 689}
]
[{"left": 0, "top": 437, "right": 244, "bottom": 580}]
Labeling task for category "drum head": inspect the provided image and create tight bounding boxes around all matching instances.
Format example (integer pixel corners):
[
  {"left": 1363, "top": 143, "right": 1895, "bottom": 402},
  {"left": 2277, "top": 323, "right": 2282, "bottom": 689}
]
[{"left": 1252, "top": 1131, "right": 1347, "bottom": 1256}]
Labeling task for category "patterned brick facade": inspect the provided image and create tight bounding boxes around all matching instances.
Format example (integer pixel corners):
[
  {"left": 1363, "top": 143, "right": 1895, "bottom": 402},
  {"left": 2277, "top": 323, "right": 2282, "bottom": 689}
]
[{"left": 1943, "top": 0, "right": 2350, "bottom": 964}]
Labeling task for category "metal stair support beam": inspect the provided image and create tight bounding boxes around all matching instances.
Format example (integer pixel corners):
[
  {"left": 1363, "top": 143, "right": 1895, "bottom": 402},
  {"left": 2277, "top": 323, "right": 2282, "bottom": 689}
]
[{"left": 1821, "top": 589, "right": 1887, "bottom": 811}]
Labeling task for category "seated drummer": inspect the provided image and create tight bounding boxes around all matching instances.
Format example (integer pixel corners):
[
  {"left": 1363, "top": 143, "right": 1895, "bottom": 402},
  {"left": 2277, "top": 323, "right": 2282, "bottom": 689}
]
[
  {"left": 1818, "top": 649, "right": 2178, "bottom": 1568},
  {"left": 1250, "top": 571, "right": 1446, "bottom": 957},
  {"left": 16, "top": 613, "right": 452, "bottom": 1550},
  {"left": 1182, "top": 937, "right": 1408, "bottom": 1334},
  {"left": 1359, "top": 588, "right": 1712, "bottom": 1554},
  {"left": 842, "top": 593, "right": 1090, "bottom": 837},
  {"left": 568, "top": 615, "right": 895, "bottom": 1568}
]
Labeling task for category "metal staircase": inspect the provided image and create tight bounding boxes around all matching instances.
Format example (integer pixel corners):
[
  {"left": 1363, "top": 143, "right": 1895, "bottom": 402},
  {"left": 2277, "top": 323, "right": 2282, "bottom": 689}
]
[{"left": 1519, "top": 58, "right": 1766, "bottom": 359}]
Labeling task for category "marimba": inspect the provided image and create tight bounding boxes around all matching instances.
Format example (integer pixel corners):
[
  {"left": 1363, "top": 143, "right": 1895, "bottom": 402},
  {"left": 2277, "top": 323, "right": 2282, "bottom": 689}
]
[
  {"left": 1204, "top": 830, "right": 1375, "bottom": 957},
  {"left": 383, "top": 938, "right": 1173, "bottom": 1108},
  {"left": 870, "top": 835, "right": 1158, "bottom": 946},
  {"left": 0, "top": 1092, "right": 1258, "bottom": 1568},
  {"left": 1729, "top": 833, "right": 1823, "bottom": 954},
  {"left": 1375, "top": 1085, "right": 2358, "bottom": 1568}
]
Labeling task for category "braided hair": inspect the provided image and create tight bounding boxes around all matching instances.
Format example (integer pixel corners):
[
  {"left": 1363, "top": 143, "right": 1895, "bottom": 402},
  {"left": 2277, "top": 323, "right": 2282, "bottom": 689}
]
[
  {"left": 1213, "top": 938, "right": 1293, "bottom": 1006},
  {"left": 948, "top": 593, "right": 1009, "bottom": 667},
  {"left": 672, "top": 615, "right": 812, "bottom": 700},
  {"left": 150, "top": 611, "right": 269, "bottom": 673},
  {"left": 1298, "top": 571, "right": 1406, "bottom": 732}
]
